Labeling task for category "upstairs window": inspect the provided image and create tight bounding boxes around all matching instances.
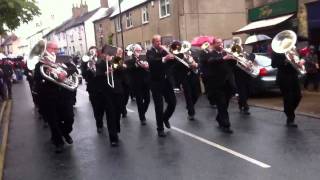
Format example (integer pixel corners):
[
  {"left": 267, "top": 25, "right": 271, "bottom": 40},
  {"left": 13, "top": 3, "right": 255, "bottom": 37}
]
[
  {"left": 159, "top": 0, "right": 170, "bottom": 18},
  {"left": 116, "top": 17, "right": 121, "bottom": 32},
  {"left": 126, "top": 12, "right": 133, "bottom": 28},
  {"left": 141, "top": 6, "right": 149, "bottom": 24}
]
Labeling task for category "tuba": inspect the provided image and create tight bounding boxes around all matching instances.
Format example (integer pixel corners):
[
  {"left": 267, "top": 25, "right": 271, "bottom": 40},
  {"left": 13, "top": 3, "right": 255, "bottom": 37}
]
[
  {"left": 271, "top": 30, "right": 306, "bottom": 74},
  {"left": 28, "top": 39, "right": 79, "bottom": 91},
  {"left": 224, "top": 37, "right": 260, "bottom": 78}
]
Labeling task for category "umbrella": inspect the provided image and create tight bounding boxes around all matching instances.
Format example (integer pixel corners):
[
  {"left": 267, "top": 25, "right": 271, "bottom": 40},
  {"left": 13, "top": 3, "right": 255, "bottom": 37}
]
[
  {"left": 191, "top": 36, "right": 215, "bottom": 47},
  {"left": 245, "top": 34, "right": 271, "bottom": 45}
]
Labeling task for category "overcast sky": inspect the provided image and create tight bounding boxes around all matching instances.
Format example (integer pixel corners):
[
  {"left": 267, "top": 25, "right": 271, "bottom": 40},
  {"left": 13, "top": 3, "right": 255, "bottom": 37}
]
[{"left": 15, "top": 0, "right": 118, "bottom": 38}]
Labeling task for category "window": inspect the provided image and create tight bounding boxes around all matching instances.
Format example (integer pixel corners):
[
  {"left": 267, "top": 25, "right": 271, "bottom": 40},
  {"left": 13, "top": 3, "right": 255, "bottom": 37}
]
[
  {"left": 126, "top": 12, "right": 133, "bottom": 28},
  {"left": 116, "top": 17, "right": 121, "bottom": 32},
  {"left": 141, "top": 6, "right": 149, "bottom": 24},
  {"left": 99, "top": 24, "right": 103, "bottom": 33},
  {"left": 78, "top": 27, "right": 82, "bottom": 40},
  {"left": 144, "top": 40, "right": 151, "bottom": 50},
  {"left": 159, "top": 0, "right": 170, "bottom": 18}
]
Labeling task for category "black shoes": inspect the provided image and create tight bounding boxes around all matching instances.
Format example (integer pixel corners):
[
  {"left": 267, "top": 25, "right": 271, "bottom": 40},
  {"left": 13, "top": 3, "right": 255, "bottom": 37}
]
[
  {"left": 188, "top": 115, "right": 195, "bottom": 121},
  {"left": 286, "top": 122, "right": 298, "bottom": 128},
  {"left": 110, "top": 141, "right": 119, "bottom": 147},
  {"left": 219, "top": 126, "right": 233, "bottom": 134},
  {"left": 141, "top": 118, "right": 146, "bottom": 126},
  {"left": 55, "top": 144, "right": 64, "bottom": 153},
  {"left": 64, "top": 134, "right": 73, "bottom": 144},
  {"left": 157, "top": 131, "right": 166, "bottom": 137},
  {"left": 97, "top": 127, "right": 103, "bottom": 134},
  {"left": 164, "top": 120, "right": 171, "bottom": 129},
  {"left": 240, "top": 108, "right": 251, "bottom": 115}
]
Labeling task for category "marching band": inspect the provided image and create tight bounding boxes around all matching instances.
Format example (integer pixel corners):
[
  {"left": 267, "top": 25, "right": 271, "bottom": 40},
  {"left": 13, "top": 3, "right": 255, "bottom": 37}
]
[{"left": 26, "top": 30, "right": 305, "bottom": 153}]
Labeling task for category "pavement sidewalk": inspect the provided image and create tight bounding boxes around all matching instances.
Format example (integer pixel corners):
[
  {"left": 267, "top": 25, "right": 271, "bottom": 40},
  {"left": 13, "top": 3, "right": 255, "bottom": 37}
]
[{"left": 248, "top": 90, "right": 320, "bottom": 119}]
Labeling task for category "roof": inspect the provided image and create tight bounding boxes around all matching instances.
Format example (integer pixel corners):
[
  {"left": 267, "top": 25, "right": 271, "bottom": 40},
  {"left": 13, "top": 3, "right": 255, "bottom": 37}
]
[
  {"left": 64, "top": 8, "right": 100, "bottom": 30},
  {"left": 45, "top": 8, "right": 101, "bottom": 36},
  {"left": 93, "top": 7, "right": 115, "bottom": 23},
  {"left": 233, "top": 14, "right": 294, "bottom": 35},
  {"left": 109, "top": 0, "right": 149, "bottom": 18}
]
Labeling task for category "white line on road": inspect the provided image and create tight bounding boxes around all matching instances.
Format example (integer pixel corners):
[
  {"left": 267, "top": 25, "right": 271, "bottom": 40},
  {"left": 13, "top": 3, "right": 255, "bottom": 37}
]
[
  {"left": 171, "top": 126, "right": 271, "bottom": 169},
  {"left": 78, "top": 88, "right": 270, "bottom": 168}
]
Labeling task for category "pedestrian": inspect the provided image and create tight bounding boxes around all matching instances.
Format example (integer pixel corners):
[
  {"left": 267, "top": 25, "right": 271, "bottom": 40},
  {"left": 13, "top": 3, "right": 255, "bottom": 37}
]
[{"left": 302, "top": 45, "right": 319, "bottom": 91}]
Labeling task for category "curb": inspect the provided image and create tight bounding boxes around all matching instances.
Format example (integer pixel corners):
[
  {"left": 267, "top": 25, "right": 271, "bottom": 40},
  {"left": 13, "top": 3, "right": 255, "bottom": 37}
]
[
  {"left": 0, "top": 100, "right": 12, "bottom": 180},
  {"left": 249, "top": 103, "right": 320, "bottom": 119}
]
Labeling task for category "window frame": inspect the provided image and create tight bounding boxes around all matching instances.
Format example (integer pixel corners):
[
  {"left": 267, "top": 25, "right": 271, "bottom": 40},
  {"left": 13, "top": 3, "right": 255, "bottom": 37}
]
[
  {"left": 126, "top": 12, "right": 133, "bottom": 29},
  {"left": 141, "top": 6, "right": 149, "bottom": 24},
  {"left": 115, "top": 17, "right": 121, "bottom": 32},
  {"left": 159, "top": 0, "right": 170, "bottom": 19}
]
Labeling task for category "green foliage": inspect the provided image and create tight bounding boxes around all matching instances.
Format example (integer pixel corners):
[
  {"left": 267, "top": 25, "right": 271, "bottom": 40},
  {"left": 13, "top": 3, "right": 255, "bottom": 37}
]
[
  {"left": 108, "top": 34, "right": 113, "bottom": 45},
  {"left": 0, "top": 0, "right": 41, "bottom": 34}
]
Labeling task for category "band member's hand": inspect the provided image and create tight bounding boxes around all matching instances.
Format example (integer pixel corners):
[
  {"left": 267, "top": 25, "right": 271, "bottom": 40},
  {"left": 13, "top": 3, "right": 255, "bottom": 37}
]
[
  {"left": 142, "top": 62, "right": 149, "bottom": 69},
  {"left": 164, "top": 54, "right": 175, "bottom": 61},
  {"left": 57, "top": 71, "right": 67, "bottom": 82},
  {"left": 223, "top": 54, "right": 234, "bottom": 60},
  {"left": 105, "top": 67, "right": 113, "bottom": 75},
  {"left": 191, "top": 62, "right": 198, "bottom": 69},
  {"left": 298, "top": 59, "right": 305, "bottom": 67},
  {"left": 122, "top": 64, "right": 127, "bottom": 68}
]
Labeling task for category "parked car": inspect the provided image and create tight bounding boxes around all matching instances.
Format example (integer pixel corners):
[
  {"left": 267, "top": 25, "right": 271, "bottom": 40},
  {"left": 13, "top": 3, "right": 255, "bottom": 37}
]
[{"left": 250, "top": 53, "right": 278, "bottom": 94}]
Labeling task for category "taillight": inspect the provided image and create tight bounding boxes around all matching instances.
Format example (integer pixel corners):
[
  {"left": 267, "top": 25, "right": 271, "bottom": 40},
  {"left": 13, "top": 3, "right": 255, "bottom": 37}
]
[{"left": 259, "top": 68, "right": 267, "bottom": 76}]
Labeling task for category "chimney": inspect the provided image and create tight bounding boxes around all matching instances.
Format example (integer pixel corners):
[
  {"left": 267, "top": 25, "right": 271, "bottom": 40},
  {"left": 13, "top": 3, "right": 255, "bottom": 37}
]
[
  {"left": 72, "top": 1, "right": 88, "bottom": 18},
  {"left": 100, "top": 0, "right": 109, "bottom": 8}
]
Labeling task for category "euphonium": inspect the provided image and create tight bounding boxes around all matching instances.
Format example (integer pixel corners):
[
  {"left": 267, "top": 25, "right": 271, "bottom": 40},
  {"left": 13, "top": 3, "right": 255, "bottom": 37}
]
[
  {"left": 224, "top": 37, "right": 260, "bottom": 78},
  {"left": 271, "top": 30, "right": 306, "bottom": 74},
  {"left": 27, "top": 39, "right": 79, "bottom": 91}
]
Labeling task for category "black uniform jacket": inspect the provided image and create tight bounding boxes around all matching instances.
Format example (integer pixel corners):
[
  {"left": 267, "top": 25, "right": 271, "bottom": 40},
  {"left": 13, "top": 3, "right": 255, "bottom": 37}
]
[
  {"left": 201, "top": 50, "right": 236, "bottom": 88},
  {"left": 125, "top": 56, "right": 150, "bottom": 86},
  {"left": 146, "top": 47, "right": 175, "bottom": 82}
]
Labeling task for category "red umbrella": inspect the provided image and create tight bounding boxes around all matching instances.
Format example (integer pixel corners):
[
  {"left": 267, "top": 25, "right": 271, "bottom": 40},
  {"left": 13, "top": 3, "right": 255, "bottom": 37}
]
[{"left": 191, "top": 36, "right": 215, "bottom": 47}]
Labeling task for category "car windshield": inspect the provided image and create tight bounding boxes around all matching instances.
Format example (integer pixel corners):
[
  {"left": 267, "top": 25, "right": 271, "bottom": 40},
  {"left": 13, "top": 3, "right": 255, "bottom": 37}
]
[{"left": 254, "top": 53, "right": 271, "bottom": 67}]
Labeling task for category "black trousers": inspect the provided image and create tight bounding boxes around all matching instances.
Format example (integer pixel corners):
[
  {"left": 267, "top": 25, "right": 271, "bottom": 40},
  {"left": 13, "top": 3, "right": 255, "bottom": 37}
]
[
  {"left": 209, "top": 79, "right": 234, "bottom": 128},
  {"left": 278, "top": 75, "right": 302, "bottom": 123},
  {"left": 121, "top": 83, "right": 130, "bottom": 115},
  {"left": 235, "top": 74, "right": 251, "bottom": 111},
  {"left": 201, "top": 75, "right": 215, "bottom": 105},
  {"left": 182, "top": 73, "right": 201, "bottom": 116},
  {"left": 150, "top": 79, "right": 176, "bottom": 131},
  {"left": 133, "top": 83, "right": 150, "bottom": 121},
  {"left": 89, "top": 91, "right": 118, "bottom": 141},
  {"left": 110, "top": 92, "right": 123, "bottom": 133},
  {"left": 41, "top": 97, "right": 74, "bottom": 146}
]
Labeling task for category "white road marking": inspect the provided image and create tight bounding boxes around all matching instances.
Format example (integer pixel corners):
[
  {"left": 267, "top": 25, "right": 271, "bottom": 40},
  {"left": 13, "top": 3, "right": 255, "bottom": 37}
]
[
  {"left": 171, "top": 126, "right": 271, "bottom": 169},
  {"left": 78, "top": 88, "right": 270, "bottom": 168},
  {"left": 77, "top": 89, "right": 135, "bottom": 113}
]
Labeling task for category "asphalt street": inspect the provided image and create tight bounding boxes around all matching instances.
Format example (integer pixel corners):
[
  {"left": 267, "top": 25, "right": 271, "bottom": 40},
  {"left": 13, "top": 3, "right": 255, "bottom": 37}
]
[{"left": 4, "top": 80, "right": 320, "bottom": 180}]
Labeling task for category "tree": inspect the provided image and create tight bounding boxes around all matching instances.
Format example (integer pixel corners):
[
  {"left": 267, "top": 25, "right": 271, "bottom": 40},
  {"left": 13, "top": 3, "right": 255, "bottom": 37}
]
[{"left": 0, "top": 0, "right": 40, "bottom": 34}]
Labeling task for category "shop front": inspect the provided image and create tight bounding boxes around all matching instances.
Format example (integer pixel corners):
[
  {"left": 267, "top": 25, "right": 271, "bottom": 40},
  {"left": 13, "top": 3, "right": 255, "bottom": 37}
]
[{"left": 233, "top": 0, "right": 299, "bottom": 37}]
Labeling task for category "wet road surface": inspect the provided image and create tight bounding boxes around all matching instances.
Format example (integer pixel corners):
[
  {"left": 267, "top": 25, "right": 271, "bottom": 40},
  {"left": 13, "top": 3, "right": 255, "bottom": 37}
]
[{"left": 4, "top": 81, "right": 320, "bottom": 180}]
